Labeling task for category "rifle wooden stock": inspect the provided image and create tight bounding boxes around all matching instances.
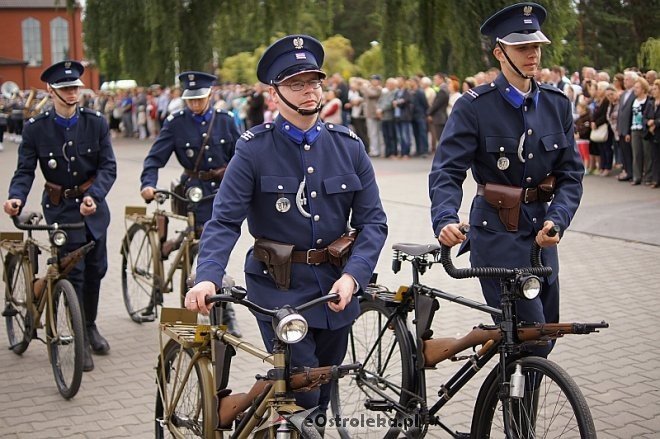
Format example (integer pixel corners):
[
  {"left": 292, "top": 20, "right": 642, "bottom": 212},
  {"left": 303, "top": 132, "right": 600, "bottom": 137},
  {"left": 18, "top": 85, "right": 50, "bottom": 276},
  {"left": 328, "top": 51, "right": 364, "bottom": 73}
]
[
  {"left": 217, "top": 364, "right": 349, "bottom": 427},
  {"left": 33, "top": 243, "right": 93, "bottom": 300},
  {"left": 423, "top": 326, "right": 500, "bottom": 367}
]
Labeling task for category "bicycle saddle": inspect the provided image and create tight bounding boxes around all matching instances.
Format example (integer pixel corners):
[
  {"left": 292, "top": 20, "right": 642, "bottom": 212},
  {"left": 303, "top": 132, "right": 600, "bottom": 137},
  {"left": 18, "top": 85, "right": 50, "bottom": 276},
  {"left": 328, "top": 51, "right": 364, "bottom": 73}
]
[{"left": 392, "top": 243, "right": 440, "bottom": 257}]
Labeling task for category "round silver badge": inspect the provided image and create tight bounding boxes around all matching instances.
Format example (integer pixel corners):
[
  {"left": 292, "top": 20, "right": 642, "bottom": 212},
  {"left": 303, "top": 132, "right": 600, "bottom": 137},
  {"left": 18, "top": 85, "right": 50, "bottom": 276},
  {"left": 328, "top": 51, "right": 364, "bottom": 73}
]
[
  {"left": 497, "top": 156, "right": 510, "bottom": 170},
  {"left": 275, "top": 197, "right": 291, "bottom": 213},
  {"left": 186, "top": 148, "right": 194, "bottom": 158},
  {"left": 48, "top": 159, "right": 58, "bottom": 169}
]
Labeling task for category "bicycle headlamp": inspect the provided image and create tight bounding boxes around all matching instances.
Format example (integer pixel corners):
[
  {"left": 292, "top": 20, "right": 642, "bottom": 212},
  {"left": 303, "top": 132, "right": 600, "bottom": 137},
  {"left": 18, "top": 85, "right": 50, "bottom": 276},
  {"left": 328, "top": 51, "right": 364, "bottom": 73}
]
[
  {"left": 50, "top": 229, "right": 68, "bottom": 247},
  {"left": 273, "top": 307, "right": 308, "bottom": 344},
  {"left": 519, "top": 274, "right": 542, "bottom": 300},
  {"left": 186, "top": 186, "right": 204, "bottom": 203}
]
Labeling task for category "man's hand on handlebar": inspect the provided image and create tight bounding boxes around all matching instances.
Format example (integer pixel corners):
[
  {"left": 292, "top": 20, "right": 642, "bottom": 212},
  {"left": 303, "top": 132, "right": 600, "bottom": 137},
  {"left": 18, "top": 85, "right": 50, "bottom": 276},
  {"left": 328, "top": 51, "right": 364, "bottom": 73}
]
[
  {"left": 141, "top": 187, "right": 156, "bottom": 202},
  {"left": 3, "top": 199, "right": 22, "bottom": 216},
  {"left": 438, "top": 222, "right": 468, "bottom": 247},
  {"left": 80, "top": 196, "right": 97, "bottom": 216},
  {"left": 328, "top": 273, "right": 357, "bottom": 312},
  {"left": 536, "top": 221, "right": 560, "bottom": 248},
  {"left": 185, "top": 281, "right": 216, "bottom": 315}
]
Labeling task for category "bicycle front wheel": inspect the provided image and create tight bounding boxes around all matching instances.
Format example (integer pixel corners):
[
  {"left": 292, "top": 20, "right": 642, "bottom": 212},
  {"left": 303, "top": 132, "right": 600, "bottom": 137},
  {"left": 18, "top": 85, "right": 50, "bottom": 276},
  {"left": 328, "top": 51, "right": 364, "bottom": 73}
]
[
  {"left": 471, "top": 356, "right": 596, "bottom": 439},
  {"left": 122, "top": 223, "right": 160, "bottom": 323},
  {"left": 46, "top": 279, "right": 84, "bottom": 399},
  {"left": 155, "top": 339, "right": 215, "bottom": 438},
  {"left": 3, "top": 254, "right": 32, "bottom": 354},
  {"left": 179, "top": 243, "right": 198, "bottom": 308},
  {"left": 330, "top": 297, "right": 416, "bottom": 439}
]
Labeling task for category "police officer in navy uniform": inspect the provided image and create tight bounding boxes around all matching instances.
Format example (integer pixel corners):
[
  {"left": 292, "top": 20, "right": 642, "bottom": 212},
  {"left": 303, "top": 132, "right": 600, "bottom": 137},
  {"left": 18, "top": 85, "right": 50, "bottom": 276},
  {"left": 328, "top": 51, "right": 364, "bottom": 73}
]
[
  {"left": 140, "top": 71, "right": 242, "bottom": 336},
  {"left": 429, "top": 3, "right": 584, "bottom": 357},
  {"left": 185, "top": 35, "right": 387, "bottom": 429},
  {"left": 4, "top": 61, "right": 117, "bottom": 371}
]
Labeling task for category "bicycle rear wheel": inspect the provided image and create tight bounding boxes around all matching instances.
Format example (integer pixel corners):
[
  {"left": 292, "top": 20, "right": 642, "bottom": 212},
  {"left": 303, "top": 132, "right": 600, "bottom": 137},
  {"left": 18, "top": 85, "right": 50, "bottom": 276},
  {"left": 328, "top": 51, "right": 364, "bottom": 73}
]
[
  {"left": 330, "top": 297, "right": 416, "bottom": 438},
  {"left": 3, "top": 254, "right": 33, "bottom": 354},
  {"left": 46, "top": 279, "right": 84, "bottom": 399},
  {"left": 122, "top": 223, "right": 160, "bottom": 323},
  {"left": 155, "top": 339, "right": 215, "bottom": 438},
  {"left": 471, "top": 356, "right": 596, "bottom": 438}
]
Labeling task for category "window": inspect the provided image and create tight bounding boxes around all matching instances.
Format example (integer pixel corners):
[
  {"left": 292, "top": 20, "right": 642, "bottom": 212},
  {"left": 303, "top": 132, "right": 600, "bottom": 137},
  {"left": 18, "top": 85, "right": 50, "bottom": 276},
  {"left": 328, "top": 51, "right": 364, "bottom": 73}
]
[
  {"left": 22, "top": 18, "right": 42, "bottom": 67},
  {"left": 50, "top": 17, "right": 69, "bottom": 64}
]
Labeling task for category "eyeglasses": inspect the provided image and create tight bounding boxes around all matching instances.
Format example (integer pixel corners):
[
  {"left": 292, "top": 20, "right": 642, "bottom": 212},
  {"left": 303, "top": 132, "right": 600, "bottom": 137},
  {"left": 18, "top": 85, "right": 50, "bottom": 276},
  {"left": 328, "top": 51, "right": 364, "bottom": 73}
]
[{"left": 279, "top": 79, "right": 323, "bottom": 92}]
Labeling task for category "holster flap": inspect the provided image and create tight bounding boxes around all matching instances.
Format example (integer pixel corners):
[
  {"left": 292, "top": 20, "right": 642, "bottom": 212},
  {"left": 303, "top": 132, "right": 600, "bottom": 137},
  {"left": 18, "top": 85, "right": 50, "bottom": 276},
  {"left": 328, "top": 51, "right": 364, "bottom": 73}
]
[
  {"left": 253, "top": 239, "right": 294, "bottom": 290},
  {"left": 537, "top": 175, "right": 556, "bottom": 202},
  {"left": 483, "top": 183, "right": 522, "bottom": 232}
]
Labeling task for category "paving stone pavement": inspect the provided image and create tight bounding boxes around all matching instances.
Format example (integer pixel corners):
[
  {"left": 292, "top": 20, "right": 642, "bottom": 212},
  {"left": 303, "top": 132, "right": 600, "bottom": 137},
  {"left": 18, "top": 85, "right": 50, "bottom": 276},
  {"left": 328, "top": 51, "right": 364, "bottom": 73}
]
[{"left": 0, "top": 137, "right": 659, "bottom": 438}]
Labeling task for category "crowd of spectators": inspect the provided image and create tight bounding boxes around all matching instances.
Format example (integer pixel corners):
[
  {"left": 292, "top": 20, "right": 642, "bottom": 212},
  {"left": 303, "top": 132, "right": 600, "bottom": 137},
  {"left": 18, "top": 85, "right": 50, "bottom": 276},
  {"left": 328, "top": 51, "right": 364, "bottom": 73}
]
[{"left": 1, "top": 65, "right": 659, "bottom": 187}]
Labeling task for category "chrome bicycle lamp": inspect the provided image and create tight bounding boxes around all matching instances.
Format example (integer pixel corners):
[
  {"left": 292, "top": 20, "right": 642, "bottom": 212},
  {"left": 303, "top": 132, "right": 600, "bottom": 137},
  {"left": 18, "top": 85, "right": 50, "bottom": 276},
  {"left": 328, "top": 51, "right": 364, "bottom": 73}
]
[
  {"left": 186, "top": 186, "right": 204, "bottom": 203},
  {"left": 518, "top": 274, "right": 542, "bottom": 300},
  {"left": 50, "top": 229, "right": 68, "bottom": 247},
  {"left": 273, "top": 307, "right": 308, "bottom": 344}
]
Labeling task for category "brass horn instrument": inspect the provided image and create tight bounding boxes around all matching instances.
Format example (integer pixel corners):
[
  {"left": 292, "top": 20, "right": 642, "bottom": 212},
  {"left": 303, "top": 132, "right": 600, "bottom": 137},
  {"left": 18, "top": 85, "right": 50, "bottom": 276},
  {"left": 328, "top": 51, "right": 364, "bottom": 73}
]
[{"left": 23, "top": 88, "right": 50, "bottom": 119}]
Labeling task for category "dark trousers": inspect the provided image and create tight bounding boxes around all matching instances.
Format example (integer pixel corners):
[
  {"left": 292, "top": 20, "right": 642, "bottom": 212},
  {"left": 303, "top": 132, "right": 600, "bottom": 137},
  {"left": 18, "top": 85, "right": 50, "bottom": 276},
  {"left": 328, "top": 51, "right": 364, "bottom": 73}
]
[
  {"left": 381, "top": 120, "right": 397, "bottom": 158},
  {"left": 411, "top": 117, "right": 429, "bottom": 155},
  {"left": 652, "top": 141, "right": 660, "bottom": 184},
  {"left": 480, "top": 277, "right": 559, "bottom": 358},
  {"left": 351, "top": 117, "right": 369, "bottom": 152},
  {"left": 257, "top": 320, "right": 351, "bottom": 411},
  {"left": 598, "top": 140, "right": 613, "bottom": 170},
  {"left": 64, "top": 233, "right": 108, "bottom": 328},
  {"left": 620, "top": 137, "right": 633, "bottom": 177}
]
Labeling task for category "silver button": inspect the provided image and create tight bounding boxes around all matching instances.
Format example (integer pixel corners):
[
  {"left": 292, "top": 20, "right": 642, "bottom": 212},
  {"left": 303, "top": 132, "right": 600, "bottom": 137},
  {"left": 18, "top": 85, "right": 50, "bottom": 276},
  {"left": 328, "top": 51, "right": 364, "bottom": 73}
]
[
  {"left": 316, "top": 238, "right": 323, "bottom": 245},
  {"left": 532, "top": 217, "right": 537, "bottom": 223},
  {"left": 205, "top": 145, "right": 210, "bottom": 150},
  {"left": 307, "top": 166, "right": 314, "bottom": 174},
  {"left": 265, "top": 124, "right": 271, "bottom": 129},
  {"left": 49, "top": 152, "right": 53, "bottom": 157},
  {"left": 526, "top": 177, "right": 532, "bottom": 183},
  {"left": 310, "top": 191, "right": 317, "bottom": 198},
  {"left": 87, "top": 148, "right": 91, "bottom": 153},
  {"left": 553, "top": 143, "right": 558, "bottom": 149},
  {"left": 527, "top": 129, "right": 533, "bottom": 135},
  {"left": 75, "top": 198, "right": 80, "bottom": 203},
  {"left": 220, "top": 139, "right": 225, "bottom": 144},
  {"left": 314, "top": 215, "right": 320, "bottom": 221},
  {"left": 499, "top": 147, "right": 504, "bottom": 152},
  {"left": 316, "top": 126, "right": 321, "bottom": 131},
  {"left": 71, "top": 156, "right": 76, "bottom": 161},
  {"left": 524, "top": 106, "right": 528, "bottom": 112},
  {"left": 528, "top": 153, "right": 533, "bottom": 159},
  {"left": 45, "top": 111, "right": 49, "bottom": 116},
  {"left": 263, "top": 270, "right": 268, "bottom": 275},
  {"left": 490, "top": 82, "right": 495, "bottom": 87},
  {"left": 73, "top": 171, "right": 78, "bottom": 176},
  {"left": 186, "top": 142, "right": 191, "bottom": 147},
  {"left": 304, "top": 144, "right": 311, "bottom": 151},
  {"left": 277, "top": 185, "right": 284, "bottom": 190},
  {"left": 45, "top": 204, "right": 50, "bottom": 208},
  {"left": 202, "top": 133, "right": 207, "bottom": 137},
  {"left": 201, "top": 121, "right": 206, "bottom": 125},
  {"left": 211, "top": 182, "right": 216, "bottom": 187},
  {"left": 328, "top": 124, "right": 334, "bottom": 129},
  {"left": 207, "top": 157, "right": 212, "bottom": 162},
  {"left": 285, "top": 125, "right": 290, "bottom": 130},
  {"left": 505, "top": 88, "right": 510, "bottom": 92},
  {"left": 68, "top": 141, "right": 73, "bottom": 146},
  {"left": 482, "top": 220, "right": 488, "bottom": 226},
  {"left": 341, "top": 184, "right": 347, "bottom": 190}
]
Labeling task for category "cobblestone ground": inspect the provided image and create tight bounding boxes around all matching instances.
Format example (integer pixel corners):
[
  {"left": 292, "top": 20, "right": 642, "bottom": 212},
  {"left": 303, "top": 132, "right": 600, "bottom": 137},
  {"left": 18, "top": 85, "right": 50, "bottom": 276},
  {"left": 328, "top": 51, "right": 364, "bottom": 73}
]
[{"left": 0, "top": 138, "right": 658, "bottom": 438}]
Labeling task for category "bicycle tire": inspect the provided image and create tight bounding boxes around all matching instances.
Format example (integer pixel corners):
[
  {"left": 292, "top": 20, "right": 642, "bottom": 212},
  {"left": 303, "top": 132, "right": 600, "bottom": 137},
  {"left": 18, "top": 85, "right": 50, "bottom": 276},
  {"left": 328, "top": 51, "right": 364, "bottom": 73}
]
[
  {"left": 46, "top": 279, "right": 84, "bottom": 399},
  {"left": 179, "top": 243, "right": 198, "bottom": 308},
  {"left": 3, "top": 254, "right": 32, "bottom": 354},
  {"left": 471, "top": 356, "right": 596, "bottom": 439},
  {"left": 330, "top": 298, "right": 416, "bottom": 439},
  {"left": 155, "top": 339, "right": 215, "bottom": 438},
  {"left": 122, "top": 223, "right": 160, "bottom": 323}
]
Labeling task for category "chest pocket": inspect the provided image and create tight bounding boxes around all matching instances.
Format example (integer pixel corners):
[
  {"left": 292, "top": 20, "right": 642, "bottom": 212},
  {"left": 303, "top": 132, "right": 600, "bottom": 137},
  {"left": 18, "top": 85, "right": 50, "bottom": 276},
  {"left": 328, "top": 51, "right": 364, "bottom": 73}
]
[
  {"left": 540, "top": 133, "right": 568, "bottom": 152},
  {"left": 260, "top": 176, "right": 300, "bottom": 194},
  {"left": 77, "top": 142, "right": 100, "bottom": 156},
  {"left": 323, "top": 174, "right": 362, "bottom": 195},
  {"left": 485, "top": 136, "right": 518, "bottom": 155},
  {"left": 37, "top": 143, "right": 64, "bottom": 158}
]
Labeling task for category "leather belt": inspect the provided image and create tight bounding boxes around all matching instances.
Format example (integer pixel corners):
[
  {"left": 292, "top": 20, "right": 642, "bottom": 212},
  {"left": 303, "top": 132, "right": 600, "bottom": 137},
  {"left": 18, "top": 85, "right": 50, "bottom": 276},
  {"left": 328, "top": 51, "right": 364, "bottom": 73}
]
[
  {"left": 291, "top": 248, "right": 329, "bottom": 265},
  {"left": 184, "top": 168, "right": 222, "bottom": 181},
  {"left": 476, "top": 184, "right": 539, "bottom": 204},
  {"left": 62, "top": 178, "right": 95, "bottom": 199}
]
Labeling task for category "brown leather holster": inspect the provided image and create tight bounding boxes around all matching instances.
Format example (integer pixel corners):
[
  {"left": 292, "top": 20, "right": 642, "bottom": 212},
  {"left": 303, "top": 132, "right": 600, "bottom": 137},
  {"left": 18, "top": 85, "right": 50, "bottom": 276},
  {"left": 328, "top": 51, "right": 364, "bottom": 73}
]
[
  {"left": 253, "top": 239, "right": 294, "bottom": 290},
  {"left": 482, "top": 183, "right": 523, "bottom": 232},
  {"left": 537, "top": 175, "right": 556, "bottom": 202},
  {"left": 183, "top": 165, "right": 227, "bottom": 182},
  {"left": 44, "top": 177, "right": 95, "bottom": 206},
  {"left": 156, "top": 213, "right": 168, "bottom": 242},
  {"left": 327, "top": 230, "right": 358, "bottom": 267}
]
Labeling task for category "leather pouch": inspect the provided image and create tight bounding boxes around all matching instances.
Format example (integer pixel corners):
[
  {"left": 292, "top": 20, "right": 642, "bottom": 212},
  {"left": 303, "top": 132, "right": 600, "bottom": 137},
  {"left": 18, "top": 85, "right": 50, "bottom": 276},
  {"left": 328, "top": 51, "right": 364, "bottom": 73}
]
[
  {"left": 170, "top": 178, "right": 186, "bottom": 216},
  {"left": 537, "top": 175, "right": 556, "bottom": 202},
  {"left": 44, "top": 181, "right": 63, "bottom": 206},
  {"left": 253, "top": 238, "right": 294, "bottom": 290},
  {"left": 156, "top": 213, "right": 168, "bottom": 242},
  {"left": 483, "top": 183, "right": 522, "bottom": 232},
  {"left": 327, "top": 230, "right": 358, "bottom": 267}
]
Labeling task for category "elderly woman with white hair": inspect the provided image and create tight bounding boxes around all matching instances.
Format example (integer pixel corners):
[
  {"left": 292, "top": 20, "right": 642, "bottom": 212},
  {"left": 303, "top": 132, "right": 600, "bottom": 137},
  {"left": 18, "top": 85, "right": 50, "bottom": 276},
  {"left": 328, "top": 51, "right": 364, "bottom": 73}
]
[{"left": 590, "top": 80, "right": 613, "bottom": 176}]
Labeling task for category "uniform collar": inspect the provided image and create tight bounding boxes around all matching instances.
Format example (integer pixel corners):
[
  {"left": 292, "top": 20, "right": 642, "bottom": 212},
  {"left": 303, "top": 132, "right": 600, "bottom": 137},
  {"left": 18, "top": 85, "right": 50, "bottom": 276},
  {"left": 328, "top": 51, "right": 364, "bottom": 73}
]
[
  {"left": 54, "top": 111, "right": 79, "bottom": 128},
  {"left": 190, "top": 107, "right": 213, "bottom": 124},
  {"left": 275, "top": 115, "right": 323, "bottom": 145},
  {"left": 495, "top": 74, "right": 540, "bottom": 108}
]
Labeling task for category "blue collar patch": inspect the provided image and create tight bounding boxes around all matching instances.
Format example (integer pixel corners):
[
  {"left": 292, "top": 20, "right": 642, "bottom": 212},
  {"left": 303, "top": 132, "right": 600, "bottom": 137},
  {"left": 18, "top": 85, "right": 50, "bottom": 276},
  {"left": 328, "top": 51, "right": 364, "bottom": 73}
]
[
  {"left": 495, "top": 74, "right": 540, "bottom": 108},
  {"left": 191, "top": 108, "right": 213, "bottom": 124},
  {"left": 276, "top": 115, "right": 323, "bottom": 145},
  {"left": 54, "top": 113, "right": 78, "bottom": 128}
]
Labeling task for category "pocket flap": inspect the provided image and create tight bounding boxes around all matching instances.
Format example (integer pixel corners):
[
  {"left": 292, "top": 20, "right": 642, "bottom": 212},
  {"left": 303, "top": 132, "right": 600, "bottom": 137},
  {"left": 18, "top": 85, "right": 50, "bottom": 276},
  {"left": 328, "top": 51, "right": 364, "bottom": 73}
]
[
  {"left": 323, "top": 174, "right": 362, "bottom": 195},
  {"left": 485, "top": 136, "right": 518, "bottom": 154},
  {"left": 260, "top": 176, "right": 299, "bottom": 193},
  {"left": 77, "top": 142, "right": 100, "bottom": 155},
  {"left": 540, "top": 134, "right": 568, "bottom": 152},
  {"left": 37, "top": 144, "right": 64, "bottom": 157}
]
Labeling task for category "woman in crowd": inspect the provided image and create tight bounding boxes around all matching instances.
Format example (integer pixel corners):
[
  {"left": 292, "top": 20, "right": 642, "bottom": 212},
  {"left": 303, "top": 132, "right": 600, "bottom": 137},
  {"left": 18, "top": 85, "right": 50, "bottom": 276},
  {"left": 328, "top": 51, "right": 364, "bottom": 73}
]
[
  {"left": 446, "top": 75, "right": 461, "bottom": 117},
  {"left": 642, "top": 79, "right": 660, "bottom": 187},
  {"left": 320, "top": 89, "right": 343, "bottom": 125},
  {"left": 630, "top": 77, "right": 651, "bottom": 185},
  {"left": 575, "top": 101, "right": 592, "bottom": 171},
  {"left": 591, "top": 81, "right": 612, "bottom": 176}
]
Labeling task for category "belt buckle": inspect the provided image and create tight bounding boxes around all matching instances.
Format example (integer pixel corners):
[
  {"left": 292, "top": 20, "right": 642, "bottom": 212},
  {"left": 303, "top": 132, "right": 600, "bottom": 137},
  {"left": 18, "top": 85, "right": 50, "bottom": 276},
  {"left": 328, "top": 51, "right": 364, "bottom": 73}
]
[
  {"left": 63, "top": 188, "right": 74, "bottom": 198},
  {"left": 306, "top": 249, "right": 314, "bottom": 265},
  {"left": 523, "top": 188, "right": 531, "bottom": 204}
]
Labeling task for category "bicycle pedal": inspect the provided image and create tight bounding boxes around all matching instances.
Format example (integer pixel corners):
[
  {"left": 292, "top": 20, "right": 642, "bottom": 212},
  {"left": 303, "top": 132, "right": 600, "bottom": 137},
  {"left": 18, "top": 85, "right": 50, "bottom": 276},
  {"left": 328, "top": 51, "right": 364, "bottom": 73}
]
[
  {"left": 2, "top": 306, "right": 18, "bottom": 317},
  {"left": 364, "top": 399, "right": 393, "bottom": 412}
]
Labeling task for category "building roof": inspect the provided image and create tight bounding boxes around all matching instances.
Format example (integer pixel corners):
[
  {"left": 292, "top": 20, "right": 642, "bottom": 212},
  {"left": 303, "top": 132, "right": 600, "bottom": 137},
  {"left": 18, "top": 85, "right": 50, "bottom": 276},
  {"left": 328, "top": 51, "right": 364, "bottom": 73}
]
[{"left": 0, "top": 0, "right": 81, "bottom": 8}]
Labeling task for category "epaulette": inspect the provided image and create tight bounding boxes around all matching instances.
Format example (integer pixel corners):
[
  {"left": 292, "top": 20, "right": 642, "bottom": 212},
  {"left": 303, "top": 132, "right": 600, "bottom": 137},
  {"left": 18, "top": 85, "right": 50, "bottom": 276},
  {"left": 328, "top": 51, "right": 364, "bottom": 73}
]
[
  {"left": 239, "top": 122, "right": 274, "bottom": 142},
  {"left": 28, "top": 111, "right": 50, "bottom": 124},
  {"left": 79, "top": 107, "right": 102, "bottom": 117},
  {"left": 539, "top": 83, "right": 569, "bottom": 100},
  {"left": 166, "top": 110, "right": 185, "bottom": 122},
  {"left": 325, "top": 122, "right": 359, "bottom": 141},
  {"left": 215, "top": 108, "right": 234, "bottom": 118},
  {"left": 463, "top": 82, "right": 497, "bottom": 102}
]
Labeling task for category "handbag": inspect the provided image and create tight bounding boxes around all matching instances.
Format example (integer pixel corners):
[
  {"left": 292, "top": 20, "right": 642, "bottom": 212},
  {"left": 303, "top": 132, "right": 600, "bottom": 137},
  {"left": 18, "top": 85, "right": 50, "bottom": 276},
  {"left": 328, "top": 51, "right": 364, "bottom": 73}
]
[{"left": 589, "top": 123, "right": 608, "bottom": 143}]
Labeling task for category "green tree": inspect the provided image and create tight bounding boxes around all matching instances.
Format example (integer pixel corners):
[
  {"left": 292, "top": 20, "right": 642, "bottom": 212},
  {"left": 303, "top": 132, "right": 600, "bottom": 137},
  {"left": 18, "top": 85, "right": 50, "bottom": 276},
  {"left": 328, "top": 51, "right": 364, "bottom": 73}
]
[{"left": 638, "top": 38, "right": 660, "bottom": 71}]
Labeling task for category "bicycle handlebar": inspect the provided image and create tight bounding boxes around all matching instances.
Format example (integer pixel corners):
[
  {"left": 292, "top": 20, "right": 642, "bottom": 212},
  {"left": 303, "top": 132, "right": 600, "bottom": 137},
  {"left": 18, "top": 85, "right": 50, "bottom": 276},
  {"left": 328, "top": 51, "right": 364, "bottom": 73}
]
[
  {"left": 205, "top": 286, "right": 341, "bottom": 317},
  {"left": 440, "top": 225, "right": 558, "bottom": 280},
  {"left": 150, "top": 188, "right": 215, "bottom": 205},
  {"left": 11, "top": 214, "right": 85, "bottom": 231}
]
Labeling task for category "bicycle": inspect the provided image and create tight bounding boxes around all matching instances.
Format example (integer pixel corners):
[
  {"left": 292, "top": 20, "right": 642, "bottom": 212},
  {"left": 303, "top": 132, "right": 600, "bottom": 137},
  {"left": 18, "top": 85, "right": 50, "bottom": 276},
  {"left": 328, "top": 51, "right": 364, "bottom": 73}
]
[
  {"left": 331, "top": 228, "right": 608, "bottom": 438},
  {"left": 155, "top": 286, "right": 360, "bottom": 438},
  {"left": 1, "top": 211, "right": 94, "bottom": 399},
  {"left": 121, "top": 187, "right": 214, "bottom": 323}
]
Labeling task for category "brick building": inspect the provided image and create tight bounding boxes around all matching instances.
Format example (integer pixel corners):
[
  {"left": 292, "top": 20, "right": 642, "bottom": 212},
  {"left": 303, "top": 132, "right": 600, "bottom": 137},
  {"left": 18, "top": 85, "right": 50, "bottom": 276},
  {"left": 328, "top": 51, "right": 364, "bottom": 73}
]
[{"left": 0, "top": 0, "right": 99, "bottom": 91}]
